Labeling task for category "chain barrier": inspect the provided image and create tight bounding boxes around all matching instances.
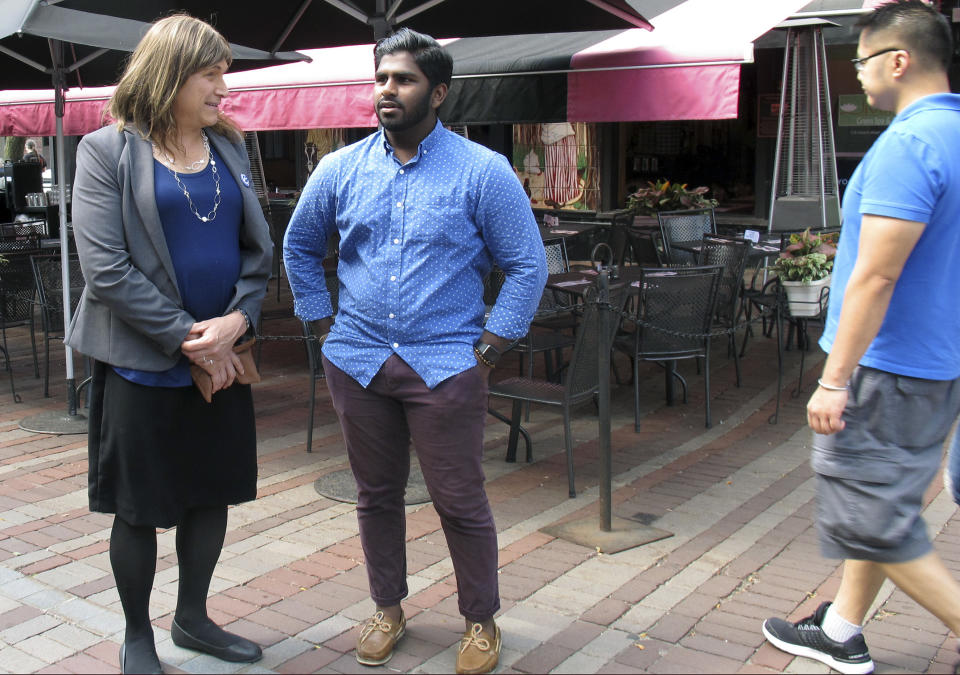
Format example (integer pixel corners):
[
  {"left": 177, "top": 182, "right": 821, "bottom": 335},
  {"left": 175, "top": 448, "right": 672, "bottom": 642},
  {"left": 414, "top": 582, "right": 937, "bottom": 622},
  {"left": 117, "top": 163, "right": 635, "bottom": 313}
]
[
  {"left": 255, "top": 297, "right": 787, "bottom": 344},
  {"left": 604, "top": 301, "right": 776, "bottom": 340},
  {"left": 255, "top": 334, "right": 319, "bottom": 342},
  {"left": 539, "top": 297, "right": 781, "bottom": 342}
]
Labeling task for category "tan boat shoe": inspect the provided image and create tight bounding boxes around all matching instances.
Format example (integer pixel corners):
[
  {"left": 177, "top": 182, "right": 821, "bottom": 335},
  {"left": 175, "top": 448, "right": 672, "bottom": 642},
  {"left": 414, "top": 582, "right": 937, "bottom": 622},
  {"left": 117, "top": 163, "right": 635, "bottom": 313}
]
[
  {"left": 356, "top": 610, "right": 405, "bottom": 666},
  {"left": 455, "top": 622, "right": 501, "bottom": 674}
]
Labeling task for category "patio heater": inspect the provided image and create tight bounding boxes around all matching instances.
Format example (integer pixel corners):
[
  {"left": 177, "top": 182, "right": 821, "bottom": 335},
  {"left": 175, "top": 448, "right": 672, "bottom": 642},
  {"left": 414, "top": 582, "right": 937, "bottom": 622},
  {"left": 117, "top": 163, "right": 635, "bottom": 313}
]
[{"left": 768, "top": 19, "right": 841, "bottom": 232}]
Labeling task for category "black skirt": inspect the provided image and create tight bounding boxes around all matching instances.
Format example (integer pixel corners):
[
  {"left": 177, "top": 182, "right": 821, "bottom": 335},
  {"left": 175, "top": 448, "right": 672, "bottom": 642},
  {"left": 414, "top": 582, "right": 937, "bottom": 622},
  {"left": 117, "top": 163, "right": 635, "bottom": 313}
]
[{"left": 87, "top": 360, "right": 258, "bottom": 528}]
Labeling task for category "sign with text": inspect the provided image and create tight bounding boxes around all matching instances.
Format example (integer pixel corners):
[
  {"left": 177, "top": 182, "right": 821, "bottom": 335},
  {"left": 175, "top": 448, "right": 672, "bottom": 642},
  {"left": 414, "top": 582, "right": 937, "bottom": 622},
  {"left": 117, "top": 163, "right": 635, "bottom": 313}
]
[{"left": 836, "top": 94, "right": 894, "bottom": 154}]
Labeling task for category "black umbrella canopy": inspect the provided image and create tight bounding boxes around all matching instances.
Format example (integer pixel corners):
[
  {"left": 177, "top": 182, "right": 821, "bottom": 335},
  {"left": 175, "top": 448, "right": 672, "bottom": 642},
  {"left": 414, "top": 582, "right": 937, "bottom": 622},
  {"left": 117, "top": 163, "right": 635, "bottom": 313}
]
[
  {"left": 0, "top": 0, "right": 308, "bottom": 90},
  {"left": 54, "top": 0, "right": 654, "bottom": 52}
]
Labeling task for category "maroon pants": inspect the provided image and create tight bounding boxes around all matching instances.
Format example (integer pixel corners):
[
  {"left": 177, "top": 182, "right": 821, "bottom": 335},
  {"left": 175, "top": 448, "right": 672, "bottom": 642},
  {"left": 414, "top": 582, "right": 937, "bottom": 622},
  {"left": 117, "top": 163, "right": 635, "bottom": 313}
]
[{"left": 323, "top": 354, "right": 500, "bottom": 622}]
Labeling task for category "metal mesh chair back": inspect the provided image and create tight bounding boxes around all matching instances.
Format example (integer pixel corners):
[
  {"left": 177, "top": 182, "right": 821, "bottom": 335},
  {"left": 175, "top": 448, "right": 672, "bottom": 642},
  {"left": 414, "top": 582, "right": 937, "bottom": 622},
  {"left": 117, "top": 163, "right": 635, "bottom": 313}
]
[
  {"left": 609, "top": 212, "right": 633, "bottom": 267},
  {"left": 31, "top": 254, "right": 84, "bottom": 333},
  {"left": 626, "top": 229, "right": 662, "bottom": 266},
  {"left": 0, "top": 234, "right": 41, "bottom": 256},
  {"left": 543, "top": 238, "right": 569, "bottom": 274},
  {"left": 634, "top": 265, "right": 722, "bottom": 358},
  {"left": 325, "top": 272, "right": 339, "bottom": 315},
  {"left": 483, "top": 266, "right": 506, "bottom": 306},
  {"left": 657, "top": 208, "right": 716, "bottom": 263},
  {"left": 0, "top": 220, "right": 46, "bottom": 238},
  {"left": 564, "top": 282, "right": 628, "bottom": 400},
  {"left": 0, "top": 256, "right": 36, "bottom": 326},
  {"left": 266, "top": 204, "right": 295, "bottom": 248},
  {"left": 535, "top": 239, "right": 571, "bottom": 316},
  {"left": 697, "top": 235, "right": 749, "bottom": 321},
  {"left": 301, "top": 320, "right": 324, "bottom": 379}
]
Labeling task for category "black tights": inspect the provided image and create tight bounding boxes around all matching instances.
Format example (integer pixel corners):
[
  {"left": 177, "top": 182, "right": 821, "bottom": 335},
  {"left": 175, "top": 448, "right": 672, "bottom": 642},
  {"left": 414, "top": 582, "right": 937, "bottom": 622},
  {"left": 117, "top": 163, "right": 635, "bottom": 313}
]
[{"left": 111, "top": 506, "right": 228, "bottom": 648}]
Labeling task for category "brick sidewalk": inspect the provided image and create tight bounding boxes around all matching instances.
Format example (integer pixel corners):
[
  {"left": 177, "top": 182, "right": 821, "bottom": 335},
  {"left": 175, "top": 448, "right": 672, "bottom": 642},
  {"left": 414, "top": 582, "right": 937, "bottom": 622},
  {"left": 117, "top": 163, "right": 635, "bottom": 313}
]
[{"left": 0, "top": 297, "right": 957, "bottom": 674}]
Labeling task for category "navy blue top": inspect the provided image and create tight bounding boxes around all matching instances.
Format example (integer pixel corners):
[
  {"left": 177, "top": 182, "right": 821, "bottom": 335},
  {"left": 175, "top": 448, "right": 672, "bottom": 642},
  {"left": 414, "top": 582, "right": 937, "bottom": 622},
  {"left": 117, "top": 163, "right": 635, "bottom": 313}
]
[{"left": 114, "top": 145, "right": 243, "bottom": 386}]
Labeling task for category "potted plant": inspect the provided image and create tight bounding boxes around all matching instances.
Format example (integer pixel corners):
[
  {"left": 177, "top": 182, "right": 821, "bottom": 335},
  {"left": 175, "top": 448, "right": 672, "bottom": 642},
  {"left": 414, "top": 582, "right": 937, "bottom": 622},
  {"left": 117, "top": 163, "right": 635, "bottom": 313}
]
[
  {"left": 626, "top": 179, "right": 719, "bottom": 221},
  {"left": 772, "top": 229, "right": 837, "bottom": 317}
]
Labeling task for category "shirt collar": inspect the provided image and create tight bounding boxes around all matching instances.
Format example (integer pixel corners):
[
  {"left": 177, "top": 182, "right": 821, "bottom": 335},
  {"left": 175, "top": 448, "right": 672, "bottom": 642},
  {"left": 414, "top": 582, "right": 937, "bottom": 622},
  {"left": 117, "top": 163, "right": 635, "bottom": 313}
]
[
  {"left": 895, "top": 92, "right": 960, "bottom": 121},
  {"left": 381, "top": 118, "right": 446, "bottom": 162}
]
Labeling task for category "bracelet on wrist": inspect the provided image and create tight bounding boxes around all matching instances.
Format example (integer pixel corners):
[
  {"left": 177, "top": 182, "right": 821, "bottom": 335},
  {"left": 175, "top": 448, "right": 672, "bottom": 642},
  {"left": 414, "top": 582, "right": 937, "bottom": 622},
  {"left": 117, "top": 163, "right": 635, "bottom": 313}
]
[
  {"left": 817, "top": 378, "right": 848, "bottom": 392},
  {"left": 235, "top": 308, "right": 253, "bottom": 331}
]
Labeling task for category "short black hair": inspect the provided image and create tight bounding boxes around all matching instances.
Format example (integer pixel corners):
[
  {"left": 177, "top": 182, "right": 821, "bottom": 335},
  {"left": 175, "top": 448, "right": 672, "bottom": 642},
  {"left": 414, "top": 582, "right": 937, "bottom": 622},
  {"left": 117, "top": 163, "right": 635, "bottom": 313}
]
[
  {"left": 857, "top": 0, "right": 953, "bottom": 71},
  {"left": 373, "top": 27, "right": 453, "bottom": 89}
]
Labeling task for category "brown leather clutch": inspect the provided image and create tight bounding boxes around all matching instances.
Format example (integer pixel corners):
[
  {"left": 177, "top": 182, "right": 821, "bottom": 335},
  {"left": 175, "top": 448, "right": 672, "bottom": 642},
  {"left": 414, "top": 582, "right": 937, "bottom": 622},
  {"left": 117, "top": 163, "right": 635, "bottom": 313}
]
[{"left": 190, "top": 337, "right": 261, "bottom": 403}]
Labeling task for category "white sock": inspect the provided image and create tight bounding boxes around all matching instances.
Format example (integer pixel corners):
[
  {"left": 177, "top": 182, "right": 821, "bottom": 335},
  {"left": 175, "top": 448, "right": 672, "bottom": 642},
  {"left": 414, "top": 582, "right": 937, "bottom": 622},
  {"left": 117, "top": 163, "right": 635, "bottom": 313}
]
[{"left": 821, "top": 604, "right": 862, "bottom": 643}]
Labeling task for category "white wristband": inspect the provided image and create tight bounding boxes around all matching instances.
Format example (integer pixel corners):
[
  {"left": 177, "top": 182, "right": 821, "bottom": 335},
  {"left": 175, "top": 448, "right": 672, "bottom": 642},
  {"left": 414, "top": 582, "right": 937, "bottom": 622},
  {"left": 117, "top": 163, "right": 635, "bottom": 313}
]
[{"left": 817, "top": 378, "right": 848, "bottom": 392}]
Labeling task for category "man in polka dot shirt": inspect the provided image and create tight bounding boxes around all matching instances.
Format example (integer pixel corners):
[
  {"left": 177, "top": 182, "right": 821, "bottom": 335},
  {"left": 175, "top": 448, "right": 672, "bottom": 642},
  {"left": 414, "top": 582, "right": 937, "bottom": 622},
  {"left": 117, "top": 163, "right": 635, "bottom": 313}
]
[{"left": 284, "top": 27, "right": 547, "bottom": 675}]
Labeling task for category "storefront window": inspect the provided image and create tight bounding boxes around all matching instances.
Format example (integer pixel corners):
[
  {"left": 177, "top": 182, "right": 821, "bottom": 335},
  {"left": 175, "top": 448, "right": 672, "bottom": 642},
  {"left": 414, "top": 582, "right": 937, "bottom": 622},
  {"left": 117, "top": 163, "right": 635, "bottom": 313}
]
[{"left": 512, "top": 122, "right": 600, "bottom": 212}]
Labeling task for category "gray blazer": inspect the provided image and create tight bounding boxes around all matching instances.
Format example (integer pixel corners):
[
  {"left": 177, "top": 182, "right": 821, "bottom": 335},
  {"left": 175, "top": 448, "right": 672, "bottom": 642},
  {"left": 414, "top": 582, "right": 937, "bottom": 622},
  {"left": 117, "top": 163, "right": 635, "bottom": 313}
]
[{"left": 65, "top": 125, "right": 273, "bottom": 371}]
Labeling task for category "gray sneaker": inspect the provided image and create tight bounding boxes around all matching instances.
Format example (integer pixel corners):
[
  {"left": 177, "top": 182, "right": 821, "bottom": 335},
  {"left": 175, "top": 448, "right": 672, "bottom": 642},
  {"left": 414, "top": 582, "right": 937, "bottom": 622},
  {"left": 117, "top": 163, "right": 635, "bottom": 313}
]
[{"left": 762, "top": 602, "right": 874, "bottom": 675}]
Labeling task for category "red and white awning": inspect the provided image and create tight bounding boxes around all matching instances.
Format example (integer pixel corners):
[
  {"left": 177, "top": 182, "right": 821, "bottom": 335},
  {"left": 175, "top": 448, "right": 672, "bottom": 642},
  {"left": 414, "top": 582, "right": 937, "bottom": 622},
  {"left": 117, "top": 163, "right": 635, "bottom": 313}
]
[{"left": 0, "top": 0, "right": 810, "bottom": 134}]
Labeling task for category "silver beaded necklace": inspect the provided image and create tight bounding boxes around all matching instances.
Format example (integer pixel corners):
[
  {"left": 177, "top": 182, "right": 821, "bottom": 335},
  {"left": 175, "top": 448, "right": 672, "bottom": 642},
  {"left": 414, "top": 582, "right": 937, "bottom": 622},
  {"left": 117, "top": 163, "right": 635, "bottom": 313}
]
[{"left": 154, "top": 131, "right": 222, "bottom": 223}]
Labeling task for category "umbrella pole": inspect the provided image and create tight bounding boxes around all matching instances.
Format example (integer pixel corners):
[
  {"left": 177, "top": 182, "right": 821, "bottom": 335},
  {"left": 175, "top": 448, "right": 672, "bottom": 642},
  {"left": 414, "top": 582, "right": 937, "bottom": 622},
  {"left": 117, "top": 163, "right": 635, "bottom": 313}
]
[
  {"left": 55, "top": 109, "right": 78, "bottom": 416},
  {"left": 18, "top": 40, "right": 86, "bottom": 435}
]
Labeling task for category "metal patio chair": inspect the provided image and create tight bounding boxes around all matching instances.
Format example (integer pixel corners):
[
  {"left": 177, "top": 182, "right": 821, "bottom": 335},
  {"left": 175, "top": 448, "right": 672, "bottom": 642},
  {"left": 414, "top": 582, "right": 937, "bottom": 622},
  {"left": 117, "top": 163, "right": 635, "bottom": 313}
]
[
  {"left": 302, "top": 271, "right": 339, "bottom": 453},
  {"left": 30, "top": 253, "right": 85, "bottom": 397},
  {"left": 657, "top": 207, "right": 717, "bottom": 265},
  {"left": 697, "top": 235, "right": 750, "bottom": 387},
  {"left": 489, "top": 282, "right": 628, "bottom": 498},
  {"left": 0, "top": 255, "right": 40, "bottom": 402},
  {"left": 615, "top": 265, "right": 722, "bottom": 432}
]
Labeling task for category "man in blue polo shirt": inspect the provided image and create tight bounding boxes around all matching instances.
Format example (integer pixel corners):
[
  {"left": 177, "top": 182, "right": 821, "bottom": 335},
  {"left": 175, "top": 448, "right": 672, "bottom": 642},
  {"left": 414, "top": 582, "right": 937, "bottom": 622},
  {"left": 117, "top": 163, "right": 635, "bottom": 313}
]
[
  {"left": 761, "top": 3, "right": 960, "bottom": 674},
  {"left": 284, "top": 28, "right": 546, "bottom": 675}
]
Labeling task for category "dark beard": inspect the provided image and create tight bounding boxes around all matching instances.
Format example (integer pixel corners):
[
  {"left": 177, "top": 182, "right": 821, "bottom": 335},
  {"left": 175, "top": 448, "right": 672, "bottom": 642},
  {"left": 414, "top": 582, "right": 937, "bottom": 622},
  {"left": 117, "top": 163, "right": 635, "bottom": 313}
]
[{"left": 377, "top": 89, "right": 432, "bottom": 132}]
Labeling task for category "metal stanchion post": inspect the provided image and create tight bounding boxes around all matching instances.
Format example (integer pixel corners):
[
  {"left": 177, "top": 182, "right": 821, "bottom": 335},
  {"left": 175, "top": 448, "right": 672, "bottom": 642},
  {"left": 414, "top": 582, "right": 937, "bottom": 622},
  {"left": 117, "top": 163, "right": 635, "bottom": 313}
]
[
  {"left": 597, "top": 267, "right": 612, "bottom": 533},
  {"left": 541, "top": 247, "right": 672, "bottom": 553}
]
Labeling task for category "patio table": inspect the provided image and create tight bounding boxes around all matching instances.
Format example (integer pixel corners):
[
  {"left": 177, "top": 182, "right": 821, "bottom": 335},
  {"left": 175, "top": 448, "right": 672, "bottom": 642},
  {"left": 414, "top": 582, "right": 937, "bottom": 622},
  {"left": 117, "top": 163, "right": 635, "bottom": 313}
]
[
  {"left": 547, "top": 267, "right": 666, "bottom": 297},
  {"left": 539, "top": 221, "right": 597, "bottom": 240},
  {"left": 670, "top": 239, "right": 781, "bottom": 260}
]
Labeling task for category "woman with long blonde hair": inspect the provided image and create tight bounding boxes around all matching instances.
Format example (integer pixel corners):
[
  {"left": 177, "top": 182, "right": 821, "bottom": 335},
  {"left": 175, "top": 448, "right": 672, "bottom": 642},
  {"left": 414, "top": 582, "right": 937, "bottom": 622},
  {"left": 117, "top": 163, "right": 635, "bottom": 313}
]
[{"left": 67, "top": 14, "right": 272, "bottom": 673}]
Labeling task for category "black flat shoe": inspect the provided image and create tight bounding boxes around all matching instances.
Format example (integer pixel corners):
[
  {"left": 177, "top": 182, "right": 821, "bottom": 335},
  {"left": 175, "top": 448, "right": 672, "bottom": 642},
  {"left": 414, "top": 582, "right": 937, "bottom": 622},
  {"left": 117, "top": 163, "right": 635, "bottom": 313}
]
[
  {"left": 119, "top": 642, "right": 162, "bottom": 674},
  {"left": 170, "top": 618, "right": 262, "bottom": 663}
]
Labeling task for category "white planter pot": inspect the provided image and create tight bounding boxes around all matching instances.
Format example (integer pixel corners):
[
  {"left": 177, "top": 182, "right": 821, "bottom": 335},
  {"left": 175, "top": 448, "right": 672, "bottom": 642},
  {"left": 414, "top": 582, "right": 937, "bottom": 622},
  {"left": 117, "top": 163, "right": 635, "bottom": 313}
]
[{"left": 781, "top": 275, "right": 830, "bottom": 318}]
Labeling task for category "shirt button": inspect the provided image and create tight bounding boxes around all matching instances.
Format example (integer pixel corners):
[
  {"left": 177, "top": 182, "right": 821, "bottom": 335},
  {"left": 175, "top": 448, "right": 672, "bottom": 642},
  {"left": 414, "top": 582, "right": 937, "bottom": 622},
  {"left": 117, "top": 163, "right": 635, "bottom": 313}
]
[
  {"left": 396, "top": 201, "right": 403, "bottom": 208},
  {"left": 389, "top": 313, "right": 395, "bottom": 319},
  {"left": 399, "top": 169, "right": 404, "bottom": 175},
  {"left": 393, "top": 238, "right": 400, "bottom": 244},
  {"left": 390, "top": 275, "right": 397, "bottom": 281},
  {"left": 392, "top": 342, "right": 399, "bottom": 348}
]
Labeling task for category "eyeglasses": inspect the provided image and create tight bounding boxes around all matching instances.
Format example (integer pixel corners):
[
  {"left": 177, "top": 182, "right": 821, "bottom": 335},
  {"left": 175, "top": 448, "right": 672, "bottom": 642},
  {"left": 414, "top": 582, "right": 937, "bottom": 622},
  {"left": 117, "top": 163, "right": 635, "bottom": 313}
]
[{"left": 851, "top": 47, "right": 905, "bottom": 71}]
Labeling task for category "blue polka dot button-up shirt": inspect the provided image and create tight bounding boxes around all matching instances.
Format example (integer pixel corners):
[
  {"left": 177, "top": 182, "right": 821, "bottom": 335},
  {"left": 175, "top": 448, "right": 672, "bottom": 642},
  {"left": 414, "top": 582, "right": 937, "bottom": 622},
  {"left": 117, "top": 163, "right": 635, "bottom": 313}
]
[{"left": 283, "top": 120, "right": 548, "bottom": 389}]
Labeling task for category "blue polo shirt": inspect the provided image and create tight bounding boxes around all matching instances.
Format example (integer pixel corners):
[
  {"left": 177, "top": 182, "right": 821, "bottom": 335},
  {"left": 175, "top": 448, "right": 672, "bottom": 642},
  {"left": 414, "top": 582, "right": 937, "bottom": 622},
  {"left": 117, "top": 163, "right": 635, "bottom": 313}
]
[{"left": 820, "top": 93, "right": 960, "bottom": 379}]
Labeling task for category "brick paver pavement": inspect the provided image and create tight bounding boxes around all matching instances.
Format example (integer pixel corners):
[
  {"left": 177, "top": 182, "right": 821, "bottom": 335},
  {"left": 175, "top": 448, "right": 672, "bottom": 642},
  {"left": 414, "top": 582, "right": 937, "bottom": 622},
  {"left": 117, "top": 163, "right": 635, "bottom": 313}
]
[{"left": 0, "top": 287, "right": 958, "bottom": 674}]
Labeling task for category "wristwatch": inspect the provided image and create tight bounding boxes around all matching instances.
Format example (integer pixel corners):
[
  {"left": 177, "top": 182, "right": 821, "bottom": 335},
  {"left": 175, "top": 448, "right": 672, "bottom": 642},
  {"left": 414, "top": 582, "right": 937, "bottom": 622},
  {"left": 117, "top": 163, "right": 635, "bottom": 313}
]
[{"left": 474, "top": 341, "right": 501, "bottom": 367}]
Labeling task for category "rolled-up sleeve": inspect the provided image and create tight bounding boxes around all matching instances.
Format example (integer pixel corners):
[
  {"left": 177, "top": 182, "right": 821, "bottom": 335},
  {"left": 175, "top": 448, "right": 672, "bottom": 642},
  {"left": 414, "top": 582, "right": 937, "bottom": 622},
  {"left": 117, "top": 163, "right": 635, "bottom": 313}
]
[
  {"left": 476, "top": 154, "right": 548, "bottom": 340},
  {"left": 283, "top": 154, "right": 339, "bottom": 321}
]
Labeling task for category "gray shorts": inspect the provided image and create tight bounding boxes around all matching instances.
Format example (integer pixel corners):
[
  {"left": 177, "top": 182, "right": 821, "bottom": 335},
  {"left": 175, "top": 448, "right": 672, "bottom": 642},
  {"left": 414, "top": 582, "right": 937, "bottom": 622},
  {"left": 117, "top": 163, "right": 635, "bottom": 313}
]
[{"left": 812, "top": 366, "right": 960, "bottom": 563}]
